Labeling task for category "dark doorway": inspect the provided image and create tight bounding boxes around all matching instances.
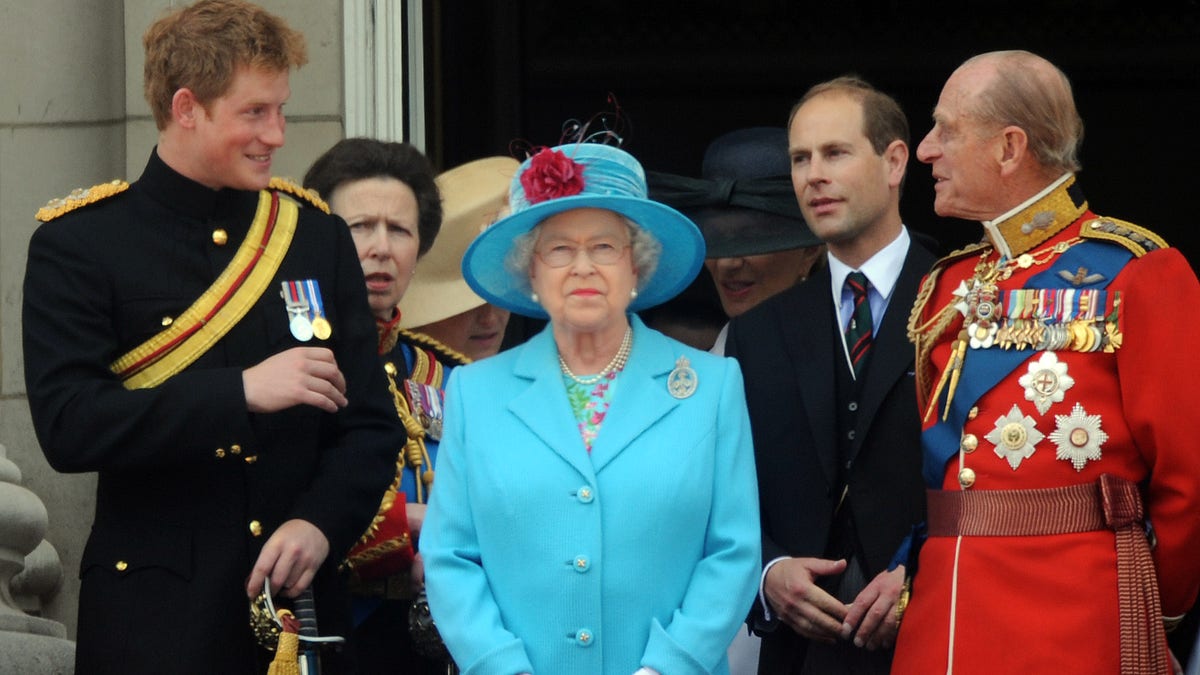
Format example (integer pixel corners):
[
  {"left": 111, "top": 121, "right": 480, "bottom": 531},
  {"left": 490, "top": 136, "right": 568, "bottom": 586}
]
[{"left": 427, "top": 1, "right": 1200, "bottom": 264}]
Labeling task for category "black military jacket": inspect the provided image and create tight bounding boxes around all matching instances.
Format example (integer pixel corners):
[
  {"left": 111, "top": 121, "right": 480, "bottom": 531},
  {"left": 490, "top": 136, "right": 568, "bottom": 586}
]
[{"left": 23, "top": 150, "right": 403, "bottom": 674}]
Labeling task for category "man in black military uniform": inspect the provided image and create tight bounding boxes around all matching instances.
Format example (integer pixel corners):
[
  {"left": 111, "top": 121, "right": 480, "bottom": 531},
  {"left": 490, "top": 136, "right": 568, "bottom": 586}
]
[{"left": 21, "top": 2, "right": 402, "bottom": 672}]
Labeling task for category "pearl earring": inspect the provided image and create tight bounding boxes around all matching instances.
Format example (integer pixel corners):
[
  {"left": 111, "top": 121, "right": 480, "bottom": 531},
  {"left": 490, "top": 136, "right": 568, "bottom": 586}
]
[
  {"left": 531, "top": 292, "right": 539, "bottom": 303},
  {"left": 630, "top": 289, "right": 638, "bottom": 299}
]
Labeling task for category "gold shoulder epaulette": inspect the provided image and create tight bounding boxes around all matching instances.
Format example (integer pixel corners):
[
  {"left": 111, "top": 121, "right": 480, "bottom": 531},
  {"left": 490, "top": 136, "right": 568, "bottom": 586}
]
[
  {"left": 269, "top": 176, "right": 330, "bottom": 214},
  {"left": 929, "top": 240, "right": 992, "bottom": 273},
  {"left": 1080, "top": 216, "right": 1168, "bottom": 257},
  {"left": 35, "top": 180, "right": 130, "bottom": 222}
]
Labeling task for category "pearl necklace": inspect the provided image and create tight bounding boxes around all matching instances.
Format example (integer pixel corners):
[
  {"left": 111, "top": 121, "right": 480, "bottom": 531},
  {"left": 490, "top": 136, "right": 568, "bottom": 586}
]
[{"left": 558, "top": 326, "right": 633, "bottom": 385}]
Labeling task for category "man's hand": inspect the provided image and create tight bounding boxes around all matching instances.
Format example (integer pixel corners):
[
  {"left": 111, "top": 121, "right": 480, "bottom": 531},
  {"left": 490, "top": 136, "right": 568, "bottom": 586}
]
[
  {"left": 243, "top": 347, "right": 347, "bottom": 414},
  {"left": 245, "top": 519, "right": 331, "bottom": 599},
  {"left": 843, "top": 565, "right": 906, "bottom": 650},
  {"left": 764, "top": 557, "right": 850, "bottom": 642}
]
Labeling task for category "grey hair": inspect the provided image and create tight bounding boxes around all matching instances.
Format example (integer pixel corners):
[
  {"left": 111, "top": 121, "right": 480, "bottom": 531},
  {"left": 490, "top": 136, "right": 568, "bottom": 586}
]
[
  {"left": 963, "top": 50, "right": 1084, "bottom": 173},
  {"left": 505, "top": 214, "right": 662, "bottom": 295}
]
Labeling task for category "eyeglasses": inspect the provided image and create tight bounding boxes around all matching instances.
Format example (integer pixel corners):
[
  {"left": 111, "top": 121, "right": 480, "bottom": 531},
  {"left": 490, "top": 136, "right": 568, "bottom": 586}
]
[{"left": 535, "top": 241, "right": 630, "bottom": 268}]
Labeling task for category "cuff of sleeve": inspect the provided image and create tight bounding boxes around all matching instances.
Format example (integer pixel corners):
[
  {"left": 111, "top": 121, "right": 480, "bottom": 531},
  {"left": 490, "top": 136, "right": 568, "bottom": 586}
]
[
  {"left": 1163, "top": 613, "right": 1185, "bottom": 633},
  {"left": 641, "top": 617, "right": 708, "bottom": 675},
  {"left": 344, "top": 491, "right": 416, "bottom": 579},
  {"left": 759, "top": 556, "right": 790, "bottom": 622},
  {"left": 462, "top": 639, "right": 533, "bottom": 675}
]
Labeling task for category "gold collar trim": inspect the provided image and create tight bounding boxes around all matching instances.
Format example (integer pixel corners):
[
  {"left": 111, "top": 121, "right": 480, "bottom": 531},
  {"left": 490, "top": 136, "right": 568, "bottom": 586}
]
[{"left": 983, "top": 174, "right": 1087, "bottom": 258}]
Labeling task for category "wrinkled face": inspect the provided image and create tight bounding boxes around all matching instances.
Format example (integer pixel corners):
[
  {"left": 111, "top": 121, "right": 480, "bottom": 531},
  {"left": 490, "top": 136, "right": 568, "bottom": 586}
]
[
  {"left": 704, "top": 245, "right": 824, "bottom": 318},
  {"left": 916, "top": 63, "right": 1005, "bottom": 220},
  {"left": 329, "top": 177, "right": 421, "bottom": 320},
  {"left": 529, "top": 208, "right": 638, "bottom": 335},
  {"left": 412, "top": 303, "right": 511, "bottom": 361},
  {"left": 789, "top": 93, "right": 902, "bottom": 247},
  {"left": 190, "top": 66, "right": 290, "bottom": 191}
]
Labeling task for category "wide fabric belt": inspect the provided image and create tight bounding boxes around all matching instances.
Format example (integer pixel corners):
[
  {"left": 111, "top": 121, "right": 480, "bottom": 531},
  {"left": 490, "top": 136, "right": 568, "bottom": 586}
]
[
  {"left": 110, "top": 191, "right": 298, "bottom": 389},
  {"left": 927, "top": 474, "right": 1167, "bottom": 674}
]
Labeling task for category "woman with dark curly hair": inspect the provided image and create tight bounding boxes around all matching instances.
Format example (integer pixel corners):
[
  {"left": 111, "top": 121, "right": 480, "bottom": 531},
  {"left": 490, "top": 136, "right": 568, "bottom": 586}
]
[{"left": 304, "top": 140, "right": 513, "bottom": 673}]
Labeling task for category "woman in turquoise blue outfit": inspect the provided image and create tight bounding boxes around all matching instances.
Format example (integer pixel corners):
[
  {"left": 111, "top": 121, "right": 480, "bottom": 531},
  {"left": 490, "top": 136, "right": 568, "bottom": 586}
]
[{"left": 422, "top": 141, "right": 762, "bottom": 675}]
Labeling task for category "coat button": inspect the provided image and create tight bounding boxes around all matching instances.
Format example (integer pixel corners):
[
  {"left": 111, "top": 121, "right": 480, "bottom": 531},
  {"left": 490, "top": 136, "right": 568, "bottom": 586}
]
[
  {"left": 575, "top": 629, "right": 594, "bottom": 647},
  {"left": 573, "top": 556, "right": 590, "bottom": 573},
  {"left": 230, "top": 444, "right": 242, "bottom": 455},
  {"left": 958, "top": 468, "right": 977, "bottom": 489},
  {"left": 960, "top": 434, "right": 978, "bottom": 453},
  {"left": 576, "top": 487, "right": 594, "bottom": 503},
  {"left": 848, "top": 401, "right": 858, "bottom": 412},
  {"left": 846, "top": 430, "right": 856, "bottom": 441},
  {"left": 249, "top": 520, "right": 263, "bottom": 537},
  {"left": 161, "top": 316, "right": 174, "bottom": 326},
  {"left": 215, "top": 448, "right": 226, "bottom": 459},
  {"left": 212, "top": 229, "right": 228, "bottom": 246},
  {"left": 115, "top": 560, "right": 128, "bottom": 572},
  {"left": 244, "top": 455, "right": 258, "bottom": 464}
]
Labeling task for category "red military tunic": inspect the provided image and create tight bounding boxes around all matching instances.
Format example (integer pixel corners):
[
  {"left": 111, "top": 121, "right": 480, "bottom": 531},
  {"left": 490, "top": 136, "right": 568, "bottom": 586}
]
[{"left": 892, "top": 175, "right": 1200, "bottom": 674}]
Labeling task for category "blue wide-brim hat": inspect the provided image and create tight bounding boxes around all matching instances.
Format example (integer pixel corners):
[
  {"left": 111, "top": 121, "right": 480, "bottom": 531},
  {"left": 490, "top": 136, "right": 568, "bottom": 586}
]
[{"left": 462, "top": 143, "right": 705, "bottom": 319}]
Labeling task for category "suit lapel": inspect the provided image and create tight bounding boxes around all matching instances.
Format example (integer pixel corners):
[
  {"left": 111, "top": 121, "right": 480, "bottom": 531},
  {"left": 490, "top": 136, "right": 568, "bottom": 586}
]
[
  {"left": 849, "top": 243, "right": 934, "bottom": 459},
  {"left": 783, "top": 268, "right": 840, "bottom": 488},
  {"left": 589, "top": 317, "right": 679, "bottom": 473},
  {"left": 509, "top": 328, "right": 596, "bottom": 481}
]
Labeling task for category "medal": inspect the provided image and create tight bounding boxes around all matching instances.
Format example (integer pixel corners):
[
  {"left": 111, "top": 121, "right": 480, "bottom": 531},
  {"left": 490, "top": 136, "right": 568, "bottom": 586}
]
[
  {"left": 954, "top": 275, "right": 1003, "bottom": 350},
  {"left": 1048, "top": 402, "right": 1107, "bottom": 471},
  {"left": 405, "top": 380, "right": 445, "bottom": 441},
  {"left": 290, "top": 314, "right": 314, "bottom": 341},
  {"left": 305, "top": 279, "right": 332, "bottom": 341},
  {"left": 667, "top": 356, "right": 697, "bottom": 399},
  {"left": 311, "top": 317, "right": 332, "bottom": 341},
  {"left": 283, "top": 280, "right": 332, "bottom": 342},
  {"left": 282, "top": 281, "right": 313, "bottom": 342},
  {"left": 985, "top": 404, "right": 1044, "bottom": 470},
  {"left": 1018, "top": 351, "right": 1074, "bottom": 415}
]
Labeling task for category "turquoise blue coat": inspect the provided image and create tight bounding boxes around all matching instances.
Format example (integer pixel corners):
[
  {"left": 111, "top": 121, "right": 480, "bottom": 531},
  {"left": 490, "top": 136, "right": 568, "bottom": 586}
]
[{"left": 423, "top": 316, "right": 761, "bottom": 675}]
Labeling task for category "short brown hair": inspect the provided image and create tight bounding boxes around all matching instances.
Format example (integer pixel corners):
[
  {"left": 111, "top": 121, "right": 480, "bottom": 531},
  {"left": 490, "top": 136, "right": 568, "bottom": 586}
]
[
  {"left": 788, "top": 76, "right": 910, "bottom": 155},
  {"left": 143, "top": 0, "right": 307, "bottom": 130}
]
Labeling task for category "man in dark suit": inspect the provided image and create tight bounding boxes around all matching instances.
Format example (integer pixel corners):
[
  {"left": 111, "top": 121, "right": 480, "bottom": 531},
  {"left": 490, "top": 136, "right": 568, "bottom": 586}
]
[
  {"left": 22, "top": 2, "right": 402, "bottom": 672},
  {"left": 726, "top": 76, "right": 935, "bottom": 674}
]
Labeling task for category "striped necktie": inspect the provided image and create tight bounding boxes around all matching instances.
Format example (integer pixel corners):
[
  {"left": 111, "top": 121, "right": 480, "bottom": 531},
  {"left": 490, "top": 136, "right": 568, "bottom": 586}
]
[{"left": 844, "top": 271, "right": 873, "bottom": 378}]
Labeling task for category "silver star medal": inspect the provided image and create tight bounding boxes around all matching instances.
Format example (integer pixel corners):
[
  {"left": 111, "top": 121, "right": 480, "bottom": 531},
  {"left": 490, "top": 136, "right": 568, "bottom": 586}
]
[
  {"left": 667, "top": 356, "right": 698, "bottom": 399},
  {"left": 986, "top": 404, "right": 1045, "bottom": 470},
  {"left": 1049, "top": 402, "right": 1108, "bottom": 471},
  {"left": 1018, "top": 352, "right": 1075, "bottom": 415}
]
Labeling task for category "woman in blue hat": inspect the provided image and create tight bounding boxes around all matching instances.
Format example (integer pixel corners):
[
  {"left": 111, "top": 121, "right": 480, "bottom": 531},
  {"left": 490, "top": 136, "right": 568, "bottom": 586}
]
[{"left": 421, "top": 141, "right": 762, "bottom": 675}]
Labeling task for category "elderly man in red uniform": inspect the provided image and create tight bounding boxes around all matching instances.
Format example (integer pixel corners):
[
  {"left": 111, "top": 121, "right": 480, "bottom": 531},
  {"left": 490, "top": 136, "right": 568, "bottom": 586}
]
[{"left": 892, "top": 50, "right": 1200, "bottom": 674}]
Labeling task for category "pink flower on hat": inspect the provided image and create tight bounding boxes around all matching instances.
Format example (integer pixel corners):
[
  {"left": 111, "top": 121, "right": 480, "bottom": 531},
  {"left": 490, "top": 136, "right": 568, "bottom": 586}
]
[{"left": 520, "top": 148, "right": 585, "bottom": 204}]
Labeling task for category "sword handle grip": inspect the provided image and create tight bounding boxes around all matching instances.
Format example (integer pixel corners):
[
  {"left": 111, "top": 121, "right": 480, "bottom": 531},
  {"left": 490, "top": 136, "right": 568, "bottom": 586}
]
[{"left": 294, "top": 588, "right": 321, "bottom": 675}]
